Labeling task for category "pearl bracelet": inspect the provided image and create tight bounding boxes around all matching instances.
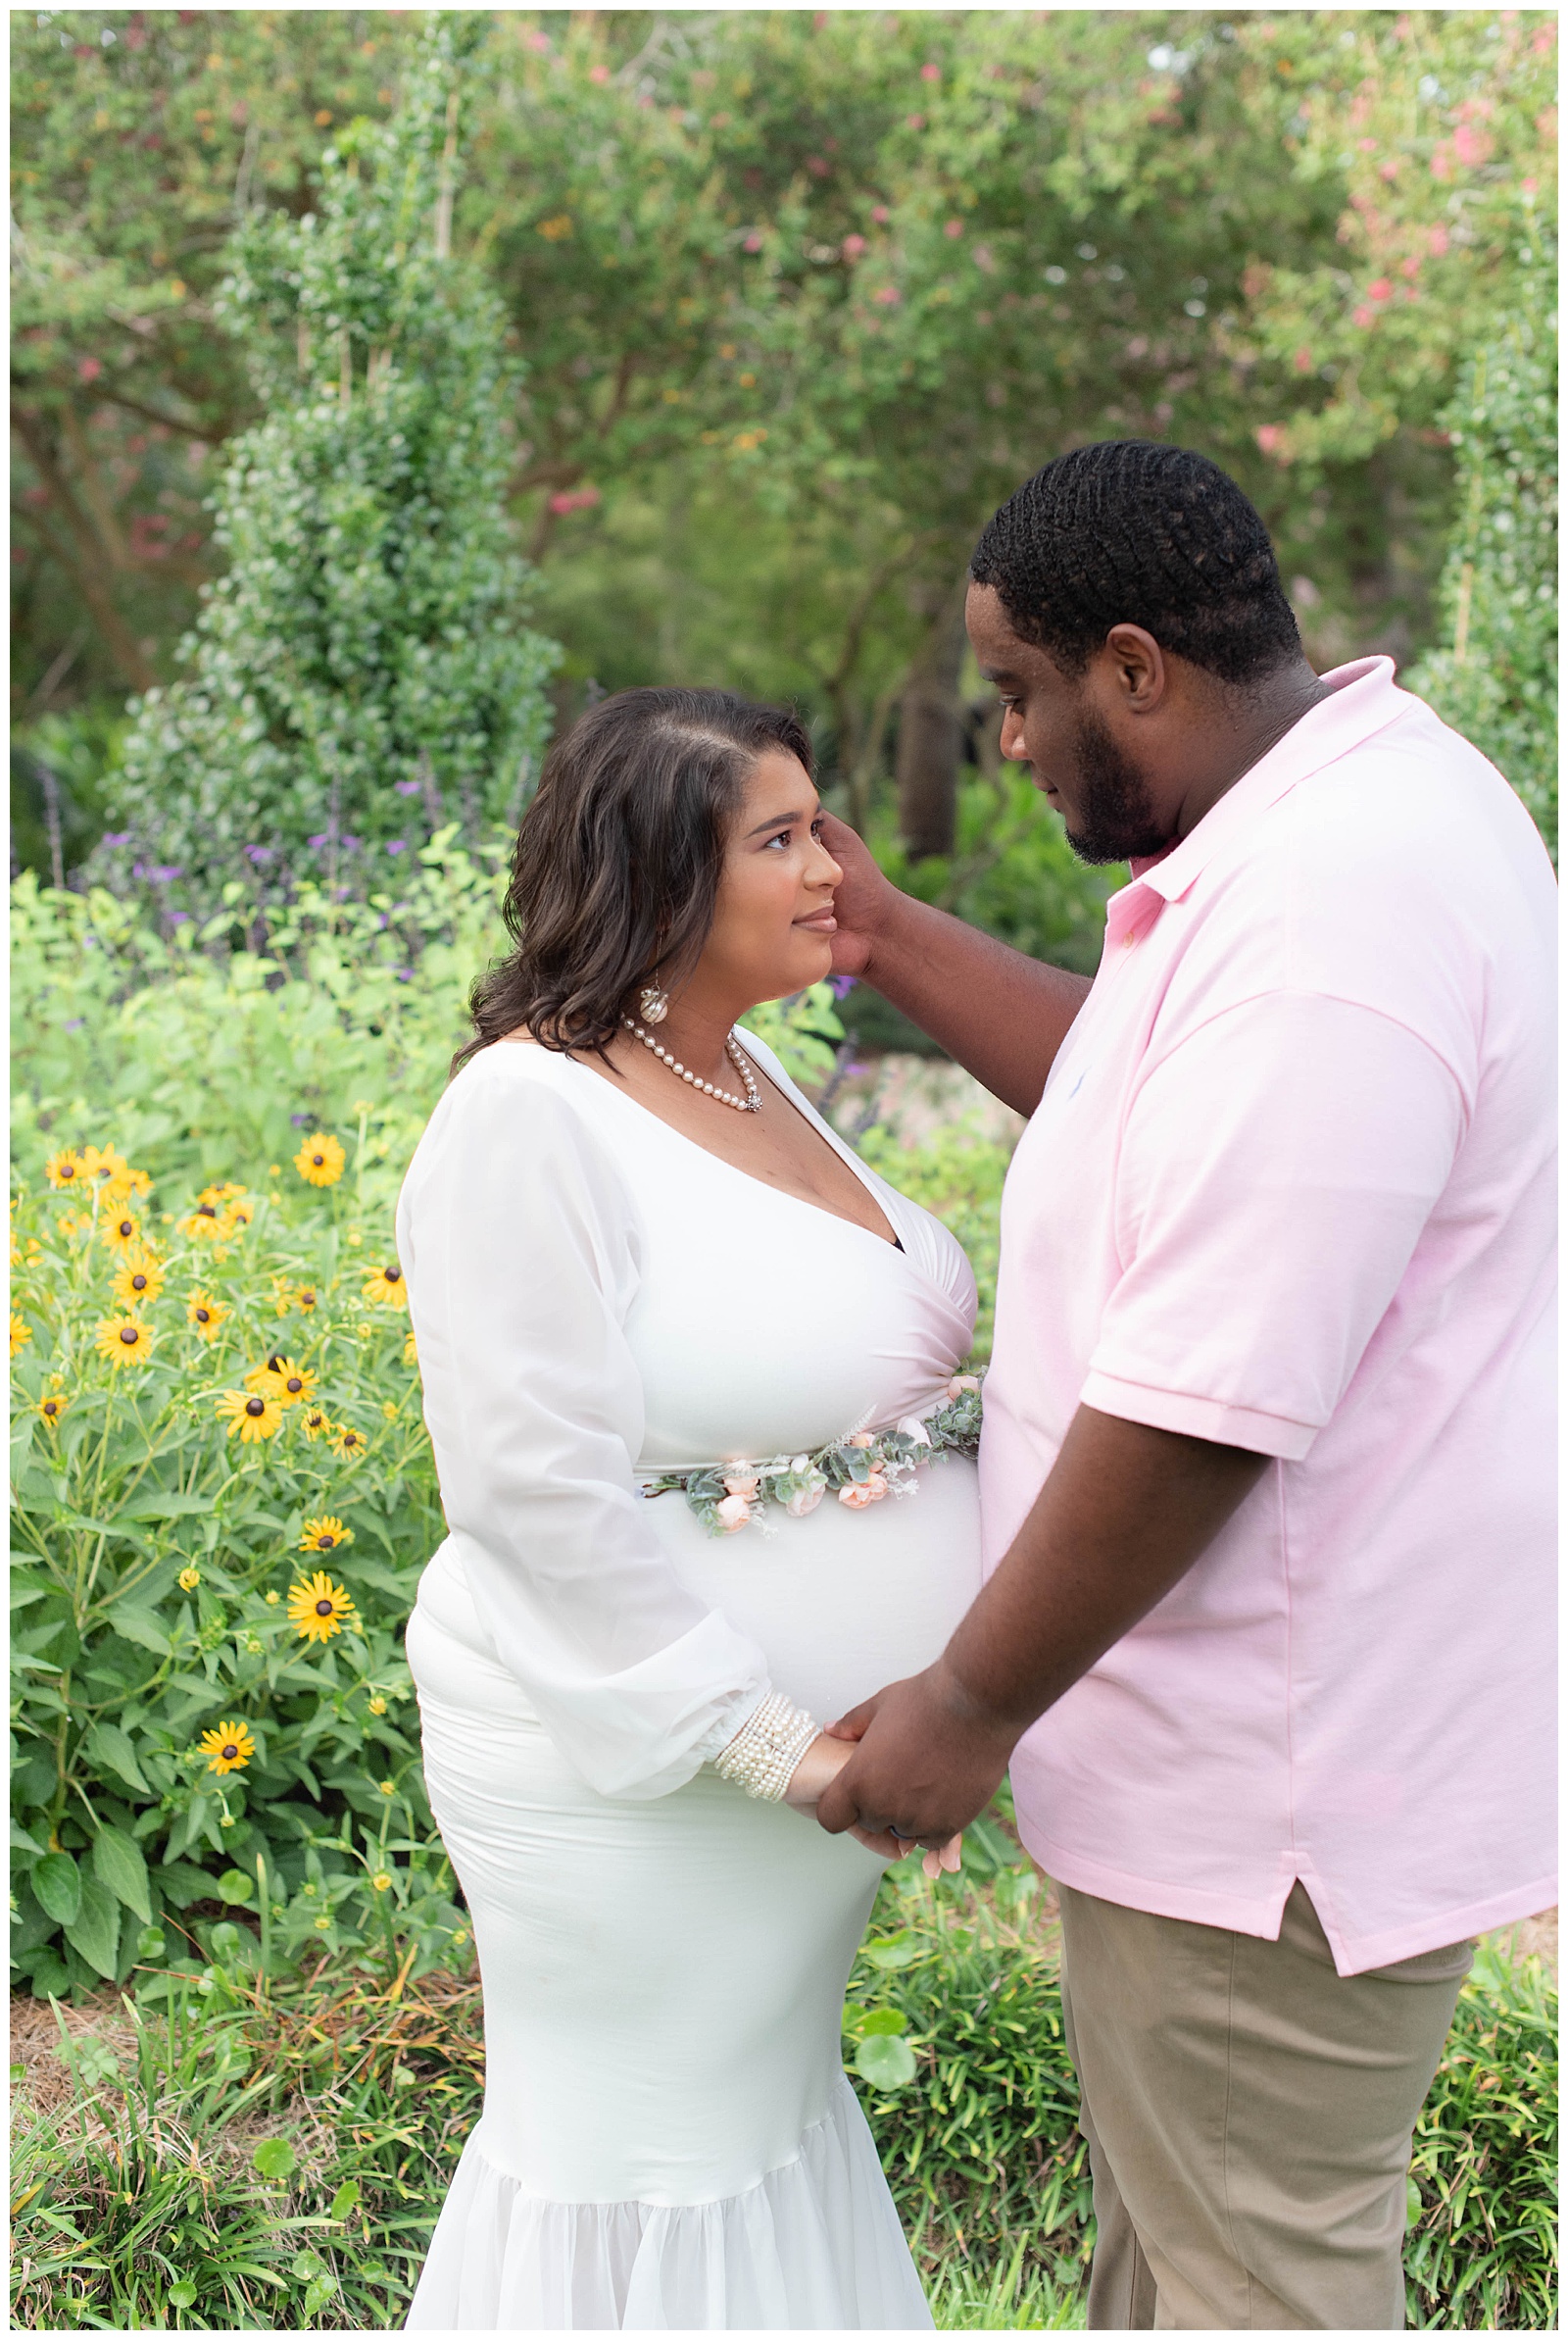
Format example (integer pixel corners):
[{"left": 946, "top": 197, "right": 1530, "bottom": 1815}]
[{"left": 714, "top": 1690, "right": 821, "bottom": 1802}]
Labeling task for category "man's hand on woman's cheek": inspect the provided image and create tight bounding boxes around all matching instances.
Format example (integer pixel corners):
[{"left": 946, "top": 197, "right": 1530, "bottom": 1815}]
[{"left": 812, "top": 1664, "right": 1015, "bottom": 1852}]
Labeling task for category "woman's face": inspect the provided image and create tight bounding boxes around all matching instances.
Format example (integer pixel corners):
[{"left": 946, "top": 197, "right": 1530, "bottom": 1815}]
[{"left": 697, "top": 750, "right": 843, "bottom": 1010}]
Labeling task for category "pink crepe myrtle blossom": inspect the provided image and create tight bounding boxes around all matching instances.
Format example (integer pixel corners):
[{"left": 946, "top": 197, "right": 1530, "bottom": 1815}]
[{"left": 842, "top": 233, "right": 867, "bottom": 261}]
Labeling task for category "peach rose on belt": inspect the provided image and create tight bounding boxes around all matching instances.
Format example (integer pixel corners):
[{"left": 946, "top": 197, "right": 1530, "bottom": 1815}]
[
  {"left": 715, "top": 1492, "right": 755, "bottom": 1531},
  {"left": 839, "top": 1469, "right": 889, "bottom": 1510}
]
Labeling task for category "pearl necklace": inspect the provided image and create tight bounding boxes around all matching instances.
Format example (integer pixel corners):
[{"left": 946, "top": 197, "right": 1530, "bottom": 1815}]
[{"left": 622, "top": 1018, "right": 762, "bottom": 1113}]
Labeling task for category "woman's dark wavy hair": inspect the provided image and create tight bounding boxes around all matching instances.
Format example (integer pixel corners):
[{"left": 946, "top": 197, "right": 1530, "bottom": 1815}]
[{"left": 455, "top": 686, "right": 813, "bottom": 1072}]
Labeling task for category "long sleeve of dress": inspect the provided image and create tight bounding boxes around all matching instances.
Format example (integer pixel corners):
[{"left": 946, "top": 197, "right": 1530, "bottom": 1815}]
[{"left": 395, "top": 1052, "right": 770, "bottom": 1799}]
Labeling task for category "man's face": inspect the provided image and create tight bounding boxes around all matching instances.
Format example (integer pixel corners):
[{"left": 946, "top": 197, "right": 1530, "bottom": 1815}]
[{"left": 965, "top": 581, "right": 1171, "bottom": 865}]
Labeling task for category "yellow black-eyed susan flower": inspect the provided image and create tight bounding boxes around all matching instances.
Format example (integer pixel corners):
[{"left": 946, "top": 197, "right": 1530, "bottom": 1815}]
[
  {"left": 371, "top": 1871, "right": 393, "bottom": 1893},
  {"left": 178, "top": 1565, "right": 201, "bottom": 1592},
  {"left": 113, "top": 1251, "right": 166, "bottom": 1309},
  {"left": 300, "top": 1406, "right": 331, "bottom": 1442},
  {"left": 243, "top": 1353, "right": 286, "bottom": 1391},
  {"left": 101, "top": 1210, "right": 144, "bottom": 1258},
  {"left": 100, "top": 1162, "right": 152, "bottom": 1211},
  {"left": 296, "top": 1285, "right": 319, "bottom": 1314},
  {"left": 178, "top": 1198, "right": 226, "bottom": 1243},
  {"left": 368, "top": 1694, "right": 388, "bottom": 1716},
  {"left": 216, "top": 1388, "right": 283, "bottom": 1442},
  {"left": 287, "top": 1570, "right": 357, "bottom": 1643},
  {"left": 198, "top": 1720, "right": 256, "bottom": 1773},
  {"left": 44, "top": 1147, "right": 87, "bottom": 1190},
  {"left": 186, "top": 1291, "right": 227, "bottom": 1338},
  {"left": 81, "top": 1144, "right": 129, "bottom": 1182},
  {"left": 95, "top": 1314, "right": 154, "bottom": 1369},
  {"left": 362, "top": 1263, "right": 408, "bottom": 1311},
  {"left": 11, "top": 1311, "right": 33, "bottom": 1358},
  {"left": 37, "top": 1385, "right": 69, "bottom": 1429},
  {"left": 403, "top": 1329, "right": 417, "bottom": 1366},
  {"left": 294, "top": 1133, "right": 346, "bottom": 1188},
  {"left": 328, "top": 1422, "right": 368, "bottom": 1462},
  {"left": 299, "top": 1515, "right": 353, "bottom": 1554},
  {"left": 258, "top": 1358, "right": 318, "bottom": 1410}
]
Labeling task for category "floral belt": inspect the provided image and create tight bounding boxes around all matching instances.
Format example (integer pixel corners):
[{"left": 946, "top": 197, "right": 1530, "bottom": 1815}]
[{"left": 639, "top": 1375, "right": 981, "bottom": 1537}]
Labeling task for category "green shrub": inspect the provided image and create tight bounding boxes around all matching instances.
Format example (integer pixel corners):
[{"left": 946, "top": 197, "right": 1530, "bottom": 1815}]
[{"left": 105, "top": 16, "right": 558, "bottom": 895}]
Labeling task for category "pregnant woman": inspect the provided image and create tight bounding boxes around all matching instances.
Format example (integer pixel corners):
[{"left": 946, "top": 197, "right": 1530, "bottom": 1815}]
[{"left": 398, "top": 688, "right": 983, "bottom": 2330}]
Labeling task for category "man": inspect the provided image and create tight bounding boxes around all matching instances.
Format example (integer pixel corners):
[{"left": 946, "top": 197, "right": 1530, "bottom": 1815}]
[{"left": 814, "top": 441, "right": 1556, "bottom": 2330}]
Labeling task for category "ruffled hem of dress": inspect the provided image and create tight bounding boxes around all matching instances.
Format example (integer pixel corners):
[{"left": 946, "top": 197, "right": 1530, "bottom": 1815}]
[{"left": 403, "top": 2073, "right": 933, "bottom": 2331}]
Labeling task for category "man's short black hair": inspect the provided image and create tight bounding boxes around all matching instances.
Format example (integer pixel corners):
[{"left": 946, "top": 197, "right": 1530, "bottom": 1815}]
[{"left": 970, "top": 441, "right": 1303, "bottom": 686}]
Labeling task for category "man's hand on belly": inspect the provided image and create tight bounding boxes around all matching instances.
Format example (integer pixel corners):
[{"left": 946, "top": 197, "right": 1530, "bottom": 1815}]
[{"left": 813, "top": 1405, "right": 1268, "bottom": 1853}]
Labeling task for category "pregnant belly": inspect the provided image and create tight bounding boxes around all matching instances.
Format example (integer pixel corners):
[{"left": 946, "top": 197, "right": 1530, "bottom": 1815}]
[{"left": 647, "top": 1454, "right": 982, "bottom": 1722}]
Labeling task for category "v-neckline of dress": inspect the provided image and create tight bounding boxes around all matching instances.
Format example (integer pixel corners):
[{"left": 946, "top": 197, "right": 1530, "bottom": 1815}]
[{"left": 557, "top": 1040, "right": 908, "bottom": 1256}]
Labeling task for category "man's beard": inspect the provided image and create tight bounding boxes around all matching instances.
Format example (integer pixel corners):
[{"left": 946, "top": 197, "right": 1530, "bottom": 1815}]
[{"left": 1060, "top": 707, "right": 1170, "bottom": 865}]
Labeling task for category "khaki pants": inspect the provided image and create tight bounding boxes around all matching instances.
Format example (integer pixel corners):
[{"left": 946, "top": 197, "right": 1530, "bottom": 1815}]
[{"left": 1055, "top": 1880, "right": 1473, "bottom": 2330}]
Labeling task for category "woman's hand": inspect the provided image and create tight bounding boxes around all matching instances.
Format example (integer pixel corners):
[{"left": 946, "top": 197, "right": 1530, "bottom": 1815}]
[
  {"left": 783, "top": 1730, "right": 858, "bottom": 1812},
  {"left": 786, "top": 1732, "right": 962, "bottom": 1876}
]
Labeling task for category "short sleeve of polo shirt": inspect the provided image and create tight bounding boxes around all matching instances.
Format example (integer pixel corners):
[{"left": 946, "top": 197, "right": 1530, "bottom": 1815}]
[{"left": 1081, "top": 989, "right": 1468, "bottom": 1459}]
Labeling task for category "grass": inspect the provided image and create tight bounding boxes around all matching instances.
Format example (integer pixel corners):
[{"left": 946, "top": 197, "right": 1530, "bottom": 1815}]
[{"left": 10, "top": 1866, "right": 1557, "bottom": 2332}]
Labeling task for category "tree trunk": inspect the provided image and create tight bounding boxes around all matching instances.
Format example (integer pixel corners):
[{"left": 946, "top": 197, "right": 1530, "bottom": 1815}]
[{"left": 895, "top": 574, "right": 969, "bottom": 861}]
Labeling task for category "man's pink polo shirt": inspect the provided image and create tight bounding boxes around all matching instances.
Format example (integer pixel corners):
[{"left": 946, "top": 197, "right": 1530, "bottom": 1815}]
[{"left": 980, "top": 658, "right": 1556, "bottom": 1975}]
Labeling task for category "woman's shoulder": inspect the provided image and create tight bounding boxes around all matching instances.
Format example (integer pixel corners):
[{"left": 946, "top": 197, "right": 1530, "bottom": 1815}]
[{"left": 413, "top": 1038, "right": 630, "bottom": 1186}]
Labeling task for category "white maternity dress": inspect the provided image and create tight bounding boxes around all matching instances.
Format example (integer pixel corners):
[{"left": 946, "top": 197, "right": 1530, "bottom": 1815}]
[{"left": 397, "top": 1029, "right": 982, "bottom": 2330}]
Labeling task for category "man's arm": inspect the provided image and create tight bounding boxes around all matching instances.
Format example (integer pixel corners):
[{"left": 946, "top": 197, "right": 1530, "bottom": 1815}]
[
  {"left": 814, "top": 1404, "right": 1267, "bottom": 1849},
  {"left": 820, "top": 812, "right": 1091, "bottom": 1117}
]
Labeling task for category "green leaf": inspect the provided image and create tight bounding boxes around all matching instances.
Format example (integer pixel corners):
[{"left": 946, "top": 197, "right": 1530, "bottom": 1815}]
[
  {"left": 31, "top": 1851, "right": 82, "bottom": 1927},
  {"left": 119, "top": 1490, "right": 217, "bottom": 1520},
  {"left": 861, "top": 1929, "right": 923, "bottom": 1969},
  {"left": 328, "top": 2178, "right": 361, "bottom": 2220},
  {"left": 858, "top": 2006, "right": 909, "bottom": 2037},
  {"left": 85, "top": 1719, "right": 151, "bottom": 1795},
  {"left": 169, "top": 2282, "right": 198, "bottom": 2310},
  {"left": 855, "top": 2033, "right": 918, "bottom": 2090},
  {"left": 92, "top": 1823, "right": 152, "bottom": 1925},
  {"left": 65, "top": 1870, "right": 122, "bottom": 1980},
  {"left": 303, "top": 2272, "right": 337, "bottom": 2316},
  {"left": 11, "top": 1818, "right": 49, "bottom": 1856},
  {"left": 218, "top": 1867, "right": 256, "bottom": 1904},
  {"left": 106, "top": 1602, "right": 172, "bottom": 1657},
  {"left": 253, "top": 2137, "right": 298, "bottom": 2181}
]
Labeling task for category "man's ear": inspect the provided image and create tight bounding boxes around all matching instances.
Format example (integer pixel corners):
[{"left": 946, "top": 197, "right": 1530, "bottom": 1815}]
[{"left": 1101, "top": 623, "right": 1166, "bottom": 713}]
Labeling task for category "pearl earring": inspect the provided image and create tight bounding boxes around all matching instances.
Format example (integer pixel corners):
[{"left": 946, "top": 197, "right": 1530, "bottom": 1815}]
[{"left": 638, "top": 978, "right": 669, "bottom": 1024}]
